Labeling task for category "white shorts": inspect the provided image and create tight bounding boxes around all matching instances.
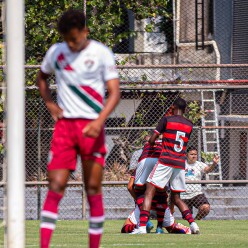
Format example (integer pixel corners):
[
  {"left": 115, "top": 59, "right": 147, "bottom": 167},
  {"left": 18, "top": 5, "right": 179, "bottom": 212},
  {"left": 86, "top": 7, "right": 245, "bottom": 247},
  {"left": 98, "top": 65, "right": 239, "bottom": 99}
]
[
  {"left": 147, "top": 162, "right": 186, "bottom": 192},
  {"left": 128, "top": 205, "right": 175, "bottom": 227},
  {"left": 128, "top": 204, "right": 140, "bottom": 225},
  {"left": 135, "top": 158, "right": 158, "bottom": 186}
]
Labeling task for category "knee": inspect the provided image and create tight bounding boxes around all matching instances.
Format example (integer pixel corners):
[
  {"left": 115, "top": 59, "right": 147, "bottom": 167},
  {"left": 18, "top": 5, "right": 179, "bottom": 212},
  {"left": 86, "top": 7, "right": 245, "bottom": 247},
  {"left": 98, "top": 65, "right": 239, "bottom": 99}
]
[
  {"left": 49, "top": 178, "right": 67, "bottom": 195},
  {"left": 86, "top": 181, "right": 101, "bottom": 195},
  {"left": 199, "top": 204, "right": 210, "bottom": 214},
  {"left": 171, "top": 194, "right": 180, "bottom": 205}
]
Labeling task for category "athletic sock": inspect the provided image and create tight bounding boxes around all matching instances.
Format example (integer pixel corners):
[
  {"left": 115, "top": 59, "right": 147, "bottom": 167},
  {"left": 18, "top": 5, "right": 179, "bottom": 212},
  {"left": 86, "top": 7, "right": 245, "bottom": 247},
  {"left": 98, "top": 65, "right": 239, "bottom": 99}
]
[
  {"left": 121, "top": 224, "right": 136, "bottom": 233},
  {"left": 140, "top": 210, "right": 150, "bottom": 227},
  {"left": 182, "top": 209, "right": 195, "bottom": 224},
  {"left": 40, "top": 190, "right": 63, "bottom": 248},
  {"left": 136, "top": 195, "right": 145, "bottom": 211},
  {"left": 154, "top": 192, "right": 167, "bottom": 228},
  {"left": 88, "top": 194, "right": 105, "bottom": 248}
]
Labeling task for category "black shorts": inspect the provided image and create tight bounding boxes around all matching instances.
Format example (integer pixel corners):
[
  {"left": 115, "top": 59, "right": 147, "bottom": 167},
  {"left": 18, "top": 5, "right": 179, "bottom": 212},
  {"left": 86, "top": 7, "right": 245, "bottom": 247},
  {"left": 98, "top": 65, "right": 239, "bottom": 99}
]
[{"left": 183, "top": 194, "right": 210, "bottom": 212}]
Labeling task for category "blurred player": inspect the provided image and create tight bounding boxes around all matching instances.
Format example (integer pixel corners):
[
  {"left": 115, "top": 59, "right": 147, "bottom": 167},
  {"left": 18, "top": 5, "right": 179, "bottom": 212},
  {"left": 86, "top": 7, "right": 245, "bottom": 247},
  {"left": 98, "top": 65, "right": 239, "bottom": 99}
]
[
  {"left": 37, "top": 10, "right": 120, "bottom": 248},
  {"left": 134, "top": 98, "right": 200, "bottom": 234}
]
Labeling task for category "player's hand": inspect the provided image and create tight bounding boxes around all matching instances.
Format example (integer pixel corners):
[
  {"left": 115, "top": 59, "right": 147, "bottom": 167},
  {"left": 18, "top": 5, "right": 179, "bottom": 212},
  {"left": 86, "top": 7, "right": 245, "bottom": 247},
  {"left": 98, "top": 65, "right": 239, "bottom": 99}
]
[
  {"left": 82, "top": 119, "right": 103, "bottom": 138},
  {"left": 213, "top": 154, "right": 219, "bottom": 165},
  {"left": 46, "top": 102, "right": 63, "bottom": 122}
]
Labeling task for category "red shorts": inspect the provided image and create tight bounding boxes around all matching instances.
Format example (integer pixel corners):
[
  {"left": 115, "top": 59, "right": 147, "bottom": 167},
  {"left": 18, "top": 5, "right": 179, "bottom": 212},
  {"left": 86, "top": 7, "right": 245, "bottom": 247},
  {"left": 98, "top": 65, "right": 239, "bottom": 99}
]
[{"left": 47, "top": 118, "right": 107, "bottom": 171}]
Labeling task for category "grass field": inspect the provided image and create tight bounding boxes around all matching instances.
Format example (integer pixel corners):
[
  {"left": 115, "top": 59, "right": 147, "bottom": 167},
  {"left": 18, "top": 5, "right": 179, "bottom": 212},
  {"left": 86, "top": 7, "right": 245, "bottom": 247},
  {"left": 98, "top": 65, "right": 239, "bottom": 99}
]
[{"left": 1, "top": 220, "right": 248, "bottom": 247}]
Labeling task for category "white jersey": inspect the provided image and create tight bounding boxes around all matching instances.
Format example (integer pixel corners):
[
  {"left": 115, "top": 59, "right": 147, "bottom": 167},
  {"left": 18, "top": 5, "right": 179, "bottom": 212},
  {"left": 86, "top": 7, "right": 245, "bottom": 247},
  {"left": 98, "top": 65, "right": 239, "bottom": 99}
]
[
  {"left": 129, "top": 149, "right": 143, "bottom": 171},
  {"left": 181, "top": 160, "right": 208, "bottom": 199},
  {"left": 41, "top": 40, "right": 119, "bottom": 119}
]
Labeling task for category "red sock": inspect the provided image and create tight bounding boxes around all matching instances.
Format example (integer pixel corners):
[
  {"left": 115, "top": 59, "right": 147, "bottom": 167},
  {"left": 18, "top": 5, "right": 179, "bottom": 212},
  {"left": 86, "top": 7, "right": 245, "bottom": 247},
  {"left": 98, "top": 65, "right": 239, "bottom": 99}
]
[
  {"left": 136, "top": 195, "right": 144, "bottom": 211},
  {"left": 121, "top": 224, "right": 136, "bottom": 233},
  {"left": 156, "top": 206, "right": 167, "bottom": 228},
  {"left": 88, "top": 194, "right": 105, "bottom": 248},
  {"left": 140, "top": 210, "right": 150, "bottom": 227},
  {"left": 40, "top": 190, "right": 63, "bottom": 248},
  {"left": 154, "top": 192, "right": 167, "bottom": 228},
  {"left": 182, "top": 210, "right": 195, "bottom": 224}
]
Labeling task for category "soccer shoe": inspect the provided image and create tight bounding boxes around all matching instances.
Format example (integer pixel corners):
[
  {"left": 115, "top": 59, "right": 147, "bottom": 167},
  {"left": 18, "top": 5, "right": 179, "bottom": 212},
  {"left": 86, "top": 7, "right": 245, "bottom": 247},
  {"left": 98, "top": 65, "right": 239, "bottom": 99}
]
[
  {"left": 171, "top": 223, "right": 191, "bottom": 234},
  {"left": 190, "top": 222, "right": 200, "bottom": 234},
  {"left": 155, "top": 227, "right": 165, "bottom": 234},
  {"left": 130, "top": 227, "right": 147, "bottom": 234},
  {"left": 146, "top": 220, "right": 154, "bottom": 233}
]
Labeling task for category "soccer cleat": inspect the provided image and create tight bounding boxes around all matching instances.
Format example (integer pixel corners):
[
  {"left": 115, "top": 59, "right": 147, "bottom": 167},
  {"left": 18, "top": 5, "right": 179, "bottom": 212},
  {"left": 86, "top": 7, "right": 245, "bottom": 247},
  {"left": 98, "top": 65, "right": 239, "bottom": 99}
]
[
  {"left": 155, "top": 227, "right": 165, "bottom": 234},
  {"left": 190, "top": 222, "right": 200, "bottom": 234},
  {"left": 171, "top": 223, "right": 191, "bottom": 234},
  {"left": 130, "top": 227, "right": 147, "bottom": 234},
  {"left": 146, "top": 220, "right": 154, "bottom": 233}
]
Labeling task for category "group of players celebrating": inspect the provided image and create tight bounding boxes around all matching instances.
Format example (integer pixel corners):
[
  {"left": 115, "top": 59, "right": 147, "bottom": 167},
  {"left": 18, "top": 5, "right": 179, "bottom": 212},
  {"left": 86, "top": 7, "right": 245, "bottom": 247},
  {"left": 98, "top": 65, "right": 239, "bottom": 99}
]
[{"left": 121, "top": 98, "right": 200, "bottom": 235}]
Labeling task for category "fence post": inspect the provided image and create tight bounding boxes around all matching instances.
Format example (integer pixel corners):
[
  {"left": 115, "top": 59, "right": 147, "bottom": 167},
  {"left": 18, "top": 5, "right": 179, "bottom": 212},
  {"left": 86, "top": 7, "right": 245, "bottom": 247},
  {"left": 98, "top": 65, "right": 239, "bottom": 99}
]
[
  {"left": 37, "top": 98, "right": 42, "bottom": 220},
  {"left": 198, "top": 127, "right": 201, "bottom": 161}
]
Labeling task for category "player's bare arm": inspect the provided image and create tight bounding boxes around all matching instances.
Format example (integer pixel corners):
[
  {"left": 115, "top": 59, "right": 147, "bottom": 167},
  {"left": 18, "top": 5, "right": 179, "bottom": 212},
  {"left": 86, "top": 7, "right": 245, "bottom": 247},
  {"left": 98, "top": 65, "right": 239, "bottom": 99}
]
[
  {"left": 37, "top": 70, "right": 63, "bottom": 121},
  {"left": 127, "top": 176, "right": 136, "bottom": 200},
  {"left": 83, "top": 78, "right": 120, "bottom": 138},
  {"left": 149, "top": 132, "right": 159, "bottom": 146},
  {"left": 204, "top": 154, "right": 219, "bottom": 173}
]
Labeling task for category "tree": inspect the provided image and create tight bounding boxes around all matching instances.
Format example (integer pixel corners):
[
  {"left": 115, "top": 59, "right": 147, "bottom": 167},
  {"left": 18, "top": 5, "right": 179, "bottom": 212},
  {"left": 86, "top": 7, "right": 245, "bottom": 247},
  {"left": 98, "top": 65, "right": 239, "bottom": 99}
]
[{"left": 25, "top": 0, "right": 171, "bottom": 64}]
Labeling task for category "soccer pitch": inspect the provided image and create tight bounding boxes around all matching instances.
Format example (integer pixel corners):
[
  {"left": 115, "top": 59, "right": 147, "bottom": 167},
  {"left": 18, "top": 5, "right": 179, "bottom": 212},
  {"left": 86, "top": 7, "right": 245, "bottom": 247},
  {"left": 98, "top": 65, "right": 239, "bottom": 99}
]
[{"left": 1, "top": 220, "right": 248, "bottom": 247}]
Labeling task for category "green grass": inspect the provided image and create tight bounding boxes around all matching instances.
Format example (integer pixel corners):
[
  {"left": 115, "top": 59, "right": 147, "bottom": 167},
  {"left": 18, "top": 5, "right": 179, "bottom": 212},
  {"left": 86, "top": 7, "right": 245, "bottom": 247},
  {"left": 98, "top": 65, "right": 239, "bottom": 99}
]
[{"left": 1, "top": 220, "right": 248, "bottom": 247}]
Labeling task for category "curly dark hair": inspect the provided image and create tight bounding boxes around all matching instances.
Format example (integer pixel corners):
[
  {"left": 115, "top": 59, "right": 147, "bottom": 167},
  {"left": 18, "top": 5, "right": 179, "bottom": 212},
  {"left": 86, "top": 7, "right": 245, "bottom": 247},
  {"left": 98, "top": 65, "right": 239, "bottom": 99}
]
[
  {"left": 58, "top": 9, "right": 86, "bottom": 34},
  {"left": 173, "top": 97, "right": 187, "bottom": 111}
]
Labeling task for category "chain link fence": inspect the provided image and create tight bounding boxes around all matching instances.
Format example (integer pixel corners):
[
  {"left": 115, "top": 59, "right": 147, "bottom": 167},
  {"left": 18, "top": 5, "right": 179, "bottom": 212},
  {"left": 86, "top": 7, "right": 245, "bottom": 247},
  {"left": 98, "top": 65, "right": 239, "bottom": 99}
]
[{"left": 1, "top": 0, "right": 248, "bottom": 224}]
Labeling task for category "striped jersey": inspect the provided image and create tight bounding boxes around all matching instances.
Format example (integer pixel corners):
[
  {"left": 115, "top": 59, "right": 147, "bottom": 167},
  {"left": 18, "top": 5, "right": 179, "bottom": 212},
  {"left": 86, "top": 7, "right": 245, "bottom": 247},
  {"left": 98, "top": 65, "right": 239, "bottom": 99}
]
[
  {"left": 41, "top": 40, "right": 119, "bottom": 119},
  {"left": 154, "top": 115, "right": 193, "bottom": 169},
  {"left": 138, "top": 140, "right": 162, "bottom": 162}
]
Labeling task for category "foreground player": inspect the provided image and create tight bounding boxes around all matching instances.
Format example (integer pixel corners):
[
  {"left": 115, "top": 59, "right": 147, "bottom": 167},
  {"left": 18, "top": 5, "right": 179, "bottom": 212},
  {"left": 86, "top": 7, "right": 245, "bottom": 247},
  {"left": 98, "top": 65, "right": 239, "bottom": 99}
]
[
  {"left": 134, "top": 98, "right": 200, "bottom": 234},
  {"left": 37, "top": 10, "right": 120, "bottom": 248}
]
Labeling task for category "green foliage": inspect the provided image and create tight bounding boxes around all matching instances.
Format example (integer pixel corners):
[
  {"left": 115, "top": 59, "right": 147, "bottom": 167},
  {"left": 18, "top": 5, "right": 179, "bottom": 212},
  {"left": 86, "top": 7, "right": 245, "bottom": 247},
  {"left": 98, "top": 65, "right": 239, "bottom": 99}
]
[
  {"left": 186, "top": 101, "right": 205, "bottom": 124},
  {"left": 201, "top": 152, "right": 214, "bottom": 164},
  {"left": 25, "top": 0, "right": 170, "bottom": 65}
]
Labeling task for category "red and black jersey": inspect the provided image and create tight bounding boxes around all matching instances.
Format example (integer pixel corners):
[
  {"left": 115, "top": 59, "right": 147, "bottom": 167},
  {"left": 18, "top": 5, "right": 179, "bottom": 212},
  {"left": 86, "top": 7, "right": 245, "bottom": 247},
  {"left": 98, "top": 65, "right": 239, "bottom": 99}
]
[
  {"left": 138, "top": 140, "right": 162, "bottom": 162},
  {"left": 154, "top": 115, "right": 193, "bottom": 169}
]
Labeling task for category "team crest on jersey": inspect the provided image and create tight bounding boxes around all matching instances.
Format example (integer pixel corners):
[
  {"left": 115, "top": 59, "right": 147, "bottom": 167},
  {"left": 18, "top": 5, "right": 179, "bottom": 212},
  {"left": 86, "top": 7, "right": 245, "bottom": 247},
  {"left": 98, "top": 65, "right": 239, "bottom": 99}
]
[{"left": 84, "top": 59, "right": 95, "bottom": 69}]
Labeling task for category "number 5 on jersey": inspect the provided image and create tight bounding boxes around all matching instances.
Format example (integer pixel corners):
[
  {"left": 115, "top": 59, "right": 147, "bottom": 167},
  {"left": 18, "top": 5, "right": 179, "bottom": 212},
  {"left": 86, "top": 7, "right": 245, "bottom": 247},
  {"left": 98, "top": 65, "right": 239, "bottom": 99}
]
[{"left": 174, "top": 131, "right": 186, "bottom": 152}]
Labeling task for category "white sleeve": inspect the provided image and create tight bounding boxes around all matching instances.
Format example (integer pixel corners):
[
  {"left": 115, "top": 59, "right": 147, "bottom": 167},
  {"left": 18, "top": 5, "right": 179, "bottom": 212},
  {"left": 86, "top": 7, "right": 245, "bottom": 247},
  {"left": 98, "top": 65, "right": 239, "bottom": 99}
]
[
  {"left": 40, "top": 44, "right": 58, "bottom": 74},
  {"left": 129, "top": 149, "right": 142, "bottom": 171},
  {"left": 199, "top": 162, "right": 208, "bottom": 174},
  {"left": 102, "top": 47, "right": 119, "bottom": 82}
]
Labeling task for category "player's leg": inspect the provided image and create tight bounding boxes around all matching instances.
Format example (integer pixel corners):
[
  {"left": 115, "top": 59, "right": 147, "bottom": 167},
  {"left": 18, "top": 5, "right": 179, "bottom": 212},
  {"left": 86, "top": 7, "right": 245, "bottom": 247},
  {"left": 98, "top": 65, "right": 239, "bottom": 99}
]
[
  {"left": 170, "top": 169, "right": 199, "bottom": 234},
  {"left": 121, "top": 218, "right": 137, "bottom": 233},
  {"left": 162, "top": 207, "right": 191, "bottom": 234},
  {"left": 193, "top": 194, "right": 210, "bottom": 220},
  {"left": 79, "top": 119, "right": 106, "bottom": 247},
  {"left": 132, "top": 163, "right": 171, "bottom": 234},
  {"left": 40, "top": 119, "right": 77, "bottom": 248},
  {"left": 154, "top": 190, "right": 167, "bottom": 233},
  {"left": 83, "top": 160, "right": 104, "bottom": 248},
  {"left": 40, "top": 169, "right": 71, "bottom": 248},
  {"left": 121, "top": 205, "right": 139, "bottom": 233}
]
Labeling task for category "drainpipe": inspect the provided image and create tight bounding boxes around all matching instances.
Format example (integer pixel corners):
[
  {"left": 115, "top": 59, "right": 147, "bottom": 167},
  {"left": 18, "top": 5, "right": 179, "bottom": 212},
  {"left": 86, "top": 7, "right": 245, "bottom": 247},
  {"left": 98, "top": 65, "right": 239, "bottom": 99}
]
[{"left": 174, "top": 0, "right": 220, "bottom": 80}]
